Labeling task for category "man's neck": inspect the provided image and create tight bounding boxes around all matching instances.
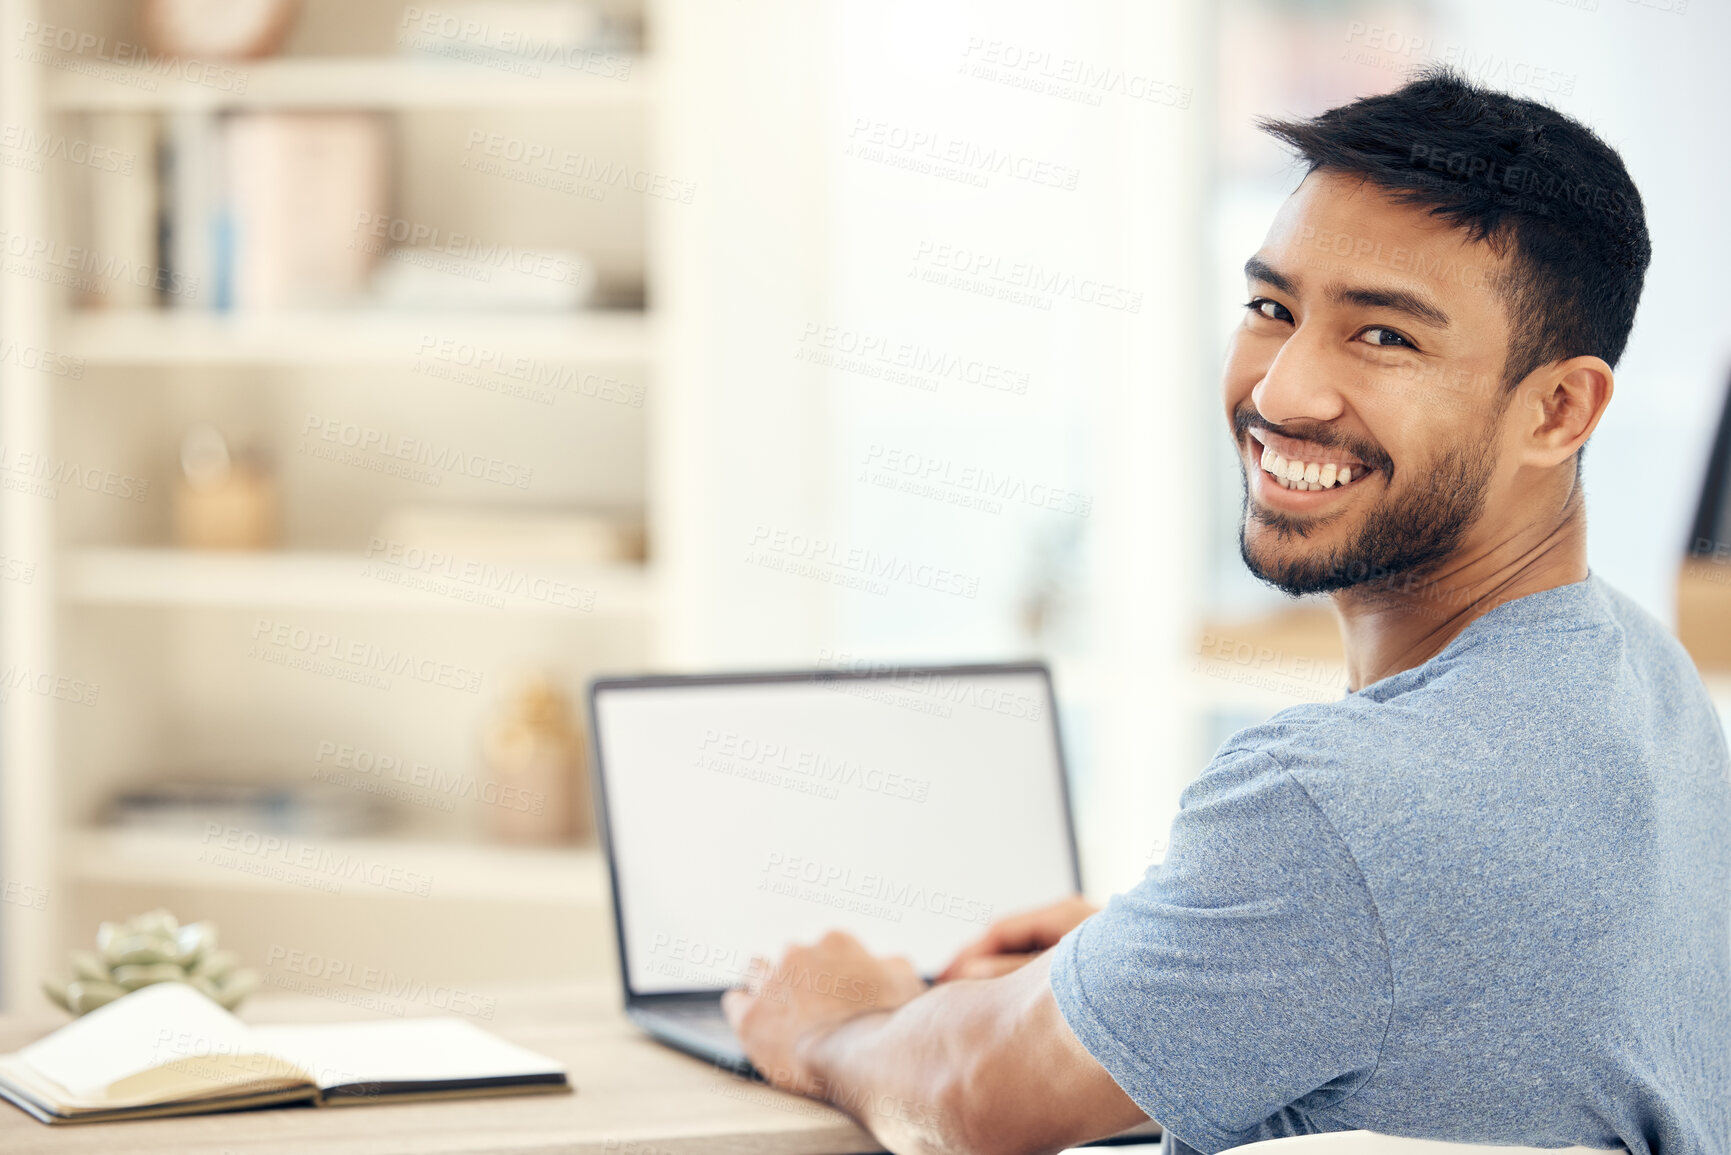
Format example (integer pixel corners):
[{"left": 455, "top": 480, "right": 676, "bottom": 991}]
[{"left": 1331, "top": 499, "right": 1590, "bottom": 691}]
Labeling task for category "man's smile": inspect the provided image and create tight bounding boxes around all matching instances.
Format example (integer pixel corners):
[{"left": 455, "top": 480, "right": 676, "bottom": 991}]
[{"left": 1244, "top": 427, "right": 1380, "bottom": 508}]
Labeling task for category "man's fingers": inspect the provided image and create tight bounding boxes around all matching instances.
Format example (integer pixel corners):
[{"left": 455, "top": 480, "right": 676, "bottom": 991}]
[
  {"left": 945, "top": 953, "right": 1038, "bottom": 982},
  {"left": 939, "top": 912, "right": 1058, "bottom": 978},
  {"left": 742, "top": 954, "right": 773, "bottom": 993},
  {"left": 720, "top": 987, "right": 747, "bottom": 1027},
  {"left": 938, "top": 937, "right": 1009, "bottom": 981},
  {"left": 939, "top": 896, "right": 1100, "bottom": 980},
  {"left": 940, "top": 924, "right": 1025, "bottom": 976}
]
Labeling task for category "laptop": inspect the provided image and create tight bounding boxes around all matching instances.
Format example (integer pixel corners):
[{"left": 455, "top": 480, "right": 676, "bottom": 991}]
[{"left": 586, "top": 661, "right": 1082, "bottom": 1073}]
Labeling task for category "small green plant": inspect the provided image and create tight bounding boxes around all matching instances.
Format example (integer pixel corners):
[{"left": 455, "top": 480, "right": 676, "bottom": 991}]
[{"left": 43, "top": 909, "right": 258, "bottom": 1016}]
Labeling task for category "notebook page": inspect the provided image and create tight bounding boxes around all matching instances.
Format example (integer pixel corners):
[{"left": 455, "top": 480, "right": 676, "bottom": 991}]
[
  {"left": 249, "top": 1018, "right": 565, "bottom": 1091},
  {"left": 18, "top": 984, "right": 260, "bottom": 1101}
]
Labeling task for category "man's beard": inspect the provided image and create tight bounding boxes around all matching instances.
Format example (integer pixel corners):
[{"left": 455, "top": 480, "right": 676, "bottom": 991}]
[{"left": 1238, "top": 438, "right": 1496, "bottom": 598}]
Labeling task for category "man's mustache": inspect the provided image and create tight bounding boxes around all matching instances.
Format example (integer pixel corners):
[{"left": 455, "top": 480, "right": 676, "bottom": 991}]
[{"left": 1232, "top": 405, "right": 1394, "bottom": 478}]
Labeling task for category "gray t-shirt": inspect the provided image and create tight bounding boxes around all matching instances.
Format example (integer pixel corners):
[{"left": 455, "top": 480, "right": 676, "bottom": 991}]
[{"left": 1051, "top": 576, "right": 1730, "bottom": 1154}]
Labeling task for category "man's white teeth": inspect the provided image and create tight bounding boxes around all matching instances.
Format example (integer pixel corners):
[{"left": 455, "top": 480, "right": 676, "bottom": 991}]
[{"left": 1260, "top": 446, "right": 1357, "bottom": 491}]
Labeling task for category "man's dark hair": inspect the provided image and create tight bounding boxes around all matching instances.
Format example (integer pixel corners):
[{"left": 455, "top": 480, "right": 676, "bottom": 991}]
[{"left": 1258, "top": 66, "right": 1651, "bottom": 393}]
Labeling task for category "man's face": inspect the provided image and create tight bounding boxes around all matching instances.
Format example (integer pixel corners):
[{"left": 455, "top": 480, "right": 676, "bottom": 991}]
[{"left": 1225, "top": 170, "right": 1521, "bottom": 597}]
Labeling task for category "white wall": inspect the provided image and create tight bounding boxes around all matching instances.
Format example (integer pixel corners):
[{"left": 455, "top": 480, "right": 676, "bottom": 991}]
[
  {"left": 656, "top": 0, "right": 1211, "bottom": 894},
  {"left": 651, "top": 0, "right": 839, "bottom": 668}
]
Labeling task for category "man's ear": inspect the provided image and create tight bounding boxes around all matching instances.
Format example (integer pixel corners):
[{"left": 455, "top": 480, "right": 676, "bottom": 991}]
[{"left": 1512, "top": 356, "right": 1614, "bottom": 467}]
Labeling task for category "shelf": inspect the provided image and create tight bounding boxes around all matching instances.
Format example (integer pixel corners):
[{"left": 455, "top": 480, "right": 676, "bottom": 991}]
[
  {"left": 1189, "top": 605, "right": 1347, "bottom": 714},
  {"left": 1678, "top": 561, "right": 1731, "bottom": 669},
  {"left": 62, "top": 548, "right": 653, "bottom": 617},
  {"left": 65, "top": 827, "right": 606, "bottom": 905},
  {"left": 46, "top": 55, "right": 653, "bottom": 111},
  {"left": 60, "top": 309, "right": 654, "bottom": 366},
  {"left": 1703, "top": 674, "right": 1731, "bottom": 721}
]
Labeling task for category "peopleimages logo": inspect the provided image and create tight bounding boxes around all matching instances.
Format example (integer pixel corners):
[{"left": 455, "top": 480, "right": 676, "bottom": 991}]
[
  {"left": 1, "top": 227, "right": 197, "bottom": 302},
  {"left": 200, "top": 824, "right": 435, "bottom": 897},
  {"left": 860, "top": 444, "right": 1090, "bottom": 517},
  {"left": 460, "top": 130, "right": 695, "bottom": 203},
  {"left": 363, "top": 537, "right": 597, "bottom": 612},
  {"left": 760, "top": 852, "right": 995, "bottom": 927},
  {"left": 312, "top": 739, "right": 546, "bottom": 815},
  {"left": 957, "top": 37, "right": 1193, "bottom": 110},
  {"left": 413, "top": 336, "right": 645, "bottom": 407},
  {"left": 298, "top": 414, "right": 534, "bottom": 490},
  {"left": 0, "top": 340, "right": 83, "bottom": 379},
  {"left": 814, "top": 649, "right": 1045, "bottom": 721},
  {"left": 0, "top": 124, "right": 134, "bottom": 173},
  {"left": 796, "top": 323, "right": 1030, "bottom": 396},
  {"left": 248, "top": 618, "right": 485, "bottom": 695},
  {"left": 351, "top": 212, "right": 591, "bottom": 286},
  {"left": 264, "top": 945, "right": 495, "bottom": 1019},
  {"left": 15, "top": 20, "right": 250, "bottom": 92},
  {"left": 746, "top": 525, "right": 981, "bottom": 600},
  {"left": 0, "top": 665, "right": 100, "bottom": 708},
  {"left": 698, "top": 728, "right": 933, "bottom": 803},
  {"left": 845, "top": 117, "right": 1081, "bottom": 191},
  {"left": 910, "top": 240, "right": 1143, "bottom": 314},
  {"left": 398, "top": 7, "right": 634, "bottom": 80}
]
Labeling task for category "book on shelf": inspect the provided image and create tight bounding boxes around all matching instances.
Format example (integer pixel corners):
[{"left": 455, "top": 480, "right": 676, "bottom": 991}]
[
  {"left": 225, "top": 112, "right": 389, "bottom": 310},
  {"left": 162, "top": 110, "right": 221, "bottom": 311},
  {"left": 88, "top": 108, "right": 623, "bottom": 319},
  {"left": 71, "top": 112, "right": 159, "bottom": 310},
  {"left": 153, "top": 111, "right": 390, "bottom": 313},
  {"left": 0, "top": 983, "right": 570, "bottom": 1125},
  {"left": 101, "top": 779, "right": 386, "bottom": 840},
  {"left": 378, "top": 505, "right": 646, "bottom": 563}
]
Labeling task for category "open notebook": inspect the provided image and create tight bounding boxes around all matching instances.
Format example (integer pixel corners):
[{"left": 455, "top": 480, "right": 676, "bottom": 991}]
[{"left": 0, "top": 983, "right": 570, "bottom": 1124}]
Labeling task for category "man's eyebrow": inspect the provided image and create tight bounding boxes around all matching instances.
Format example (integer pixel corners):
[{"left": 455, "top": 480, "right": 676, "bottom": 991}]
[
  {"left": 1331, "top": 284, "right": 1451, "bottom": 329},
  {"left": 1243, "top": 256, "right": 1296, "bottom": 295},
  {"left": 1246, "top": 254, "right": 1452, "bottom": 329}
]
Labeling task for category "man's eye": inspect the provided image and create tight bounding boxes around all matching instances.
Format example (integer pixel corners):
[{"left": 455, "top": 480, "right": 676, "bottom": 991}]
[
  {"left": 1244, "top": 298, "right": 1292, "bottom": 323},
  {"left": 1361, "top": 327, "right": 1414, "bottom": 349}
]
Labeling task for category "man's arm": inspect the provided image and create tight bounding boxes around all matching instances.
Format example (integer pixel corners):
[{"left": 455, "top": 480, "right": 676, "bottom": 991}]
[
  {"left": 807, "top": 950, "right": 1147, "bottom": 1154},
  {"left": 724, "top": 934, "right": 1147, "bottom": 1155}
]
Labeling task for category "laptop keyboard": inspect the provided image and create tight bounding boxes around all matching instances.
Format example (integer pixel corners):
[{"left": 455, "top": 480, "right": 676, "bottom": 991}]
[{"left": 648, "top": 1001, "right": 739, "bottom": 1043}]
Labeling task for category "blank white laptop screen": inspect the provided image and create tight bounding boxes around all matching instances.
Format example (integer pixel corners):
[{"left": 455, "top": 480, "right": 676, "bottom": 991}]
[{"left": 592, "top": 667, "right": 1079, "bottom": 994}]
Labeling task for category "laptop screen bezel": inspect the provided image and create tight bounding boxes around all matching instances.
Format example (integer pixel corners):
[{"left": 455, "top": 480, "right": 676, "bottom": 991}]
[{"left": 585, "top": 661, "right": 1083, "bottom": 1004}]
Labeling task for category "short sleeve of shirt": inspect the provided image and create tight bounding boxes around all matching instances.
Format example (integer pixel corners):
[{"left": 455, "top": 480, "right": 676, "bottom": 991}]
[{"left": 1050, "top": 749, "right": 1393, "bottom": 1154}]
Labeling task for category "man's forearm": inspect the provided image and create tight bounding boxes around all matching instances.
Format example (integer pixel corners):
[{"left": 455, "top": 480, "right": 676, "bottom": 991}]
[
  {"left": 798, "top": 953, "right": 1141, "bottom": 1155},
  {"left": 798, "top": 979, "right": 991, "bottom": 1155}
]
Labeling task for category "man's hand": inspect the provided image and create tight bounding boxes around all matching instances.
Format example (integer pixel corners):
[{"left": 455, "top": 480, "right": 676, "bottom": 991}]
[
  {"left": 938, "top": 895, "right": 1100, "bottom": 981},
  {"left": 722, "top": 930, "right": 928, "bottom": 1096}
]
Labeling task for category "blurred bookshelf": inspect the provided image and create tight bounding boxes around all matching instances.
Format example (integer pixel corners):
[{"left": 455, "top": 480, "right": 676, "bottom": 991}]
[
  {"left": 62, "top": 829, "right": 616, "bottom": 988},
  {"left": 0, "top": 0, "right": 668, "bottom": 1005},
  {"left": 65, "top": 827, "right": 605, "bottom": 907},
  {"left": 0, "top": 0, "right": 1222, "bottom": 1007},
  {"left": 61, "top": 310, "right": 656, "bottom": 364},
  {"left": 61, "top": 548, "right": 653, "bottom": 615},
  {"left": 47, "top": 55, "right": 655, "bottom": 111}
]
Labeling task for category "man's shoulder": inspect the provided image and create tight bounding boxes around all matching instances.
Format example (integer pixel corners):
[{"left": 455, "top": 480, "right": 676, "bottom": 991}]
[
  {"left": 1216, "top": 576, "right": 1712, "bottom": 772},
  {"left": 1437, "top": 574, "right": 1695, "bottom": 690},
  {"left": 1194, "top": 575, "right": 1729, "bottom": 886}
]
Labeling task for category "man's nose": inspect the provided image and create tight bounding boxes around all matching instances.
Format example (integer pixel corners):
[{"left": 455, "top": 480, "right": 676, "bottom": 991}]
[{"left": 1250, "top": 331, "right": 1347, "bottom": 427}]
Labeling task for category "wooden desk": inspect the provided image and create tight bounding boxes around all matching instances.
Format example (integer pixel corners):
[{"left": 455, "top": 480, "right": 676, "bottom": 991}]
[{"left": 0, "top": 983, "right": 884, "bottom": 1155}]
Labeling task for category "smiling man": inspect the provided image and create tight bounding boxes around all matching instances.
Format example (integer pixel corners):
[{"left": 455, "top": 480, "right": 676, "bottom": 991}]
[{"left": 723, "top": 70, "right": 1731, "bottom": 1155}]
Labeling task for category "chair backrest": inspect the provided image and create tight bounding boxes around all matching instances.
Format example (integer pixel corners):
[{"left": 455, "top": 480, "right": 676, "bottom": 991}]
[{"left": 1229, "top": 1131, "right": 1615, "bottom": 1154}]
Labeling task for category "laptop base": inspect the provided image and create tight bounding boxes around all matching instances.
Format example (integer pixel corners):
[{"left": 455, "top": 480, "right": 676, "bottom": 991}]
[{"left": 628, "top": 996, "right": 755, "bottom": 1077}]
